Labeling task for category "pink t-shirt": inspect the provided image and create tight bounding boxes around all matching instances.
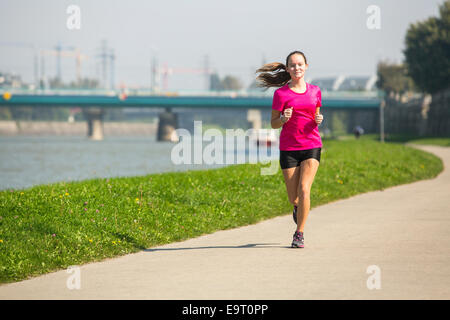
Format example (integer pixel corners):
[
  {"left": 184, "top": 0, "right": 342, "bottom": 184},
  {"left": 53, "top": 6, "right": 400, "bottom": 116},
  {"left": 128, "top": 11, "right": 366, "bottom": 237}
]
[{"left": 272, "top": 82, "right": 322, "bottom": 151}]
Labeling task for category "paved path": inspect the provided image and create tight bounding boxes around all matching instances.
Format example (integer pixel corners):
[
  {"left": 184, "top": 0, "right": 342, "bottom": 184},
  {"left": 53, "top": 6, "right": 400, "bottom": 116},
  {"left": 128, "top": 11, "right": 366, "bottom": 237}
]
[{"left": 1, "top": 144, "right": 449, "bottom": 299}]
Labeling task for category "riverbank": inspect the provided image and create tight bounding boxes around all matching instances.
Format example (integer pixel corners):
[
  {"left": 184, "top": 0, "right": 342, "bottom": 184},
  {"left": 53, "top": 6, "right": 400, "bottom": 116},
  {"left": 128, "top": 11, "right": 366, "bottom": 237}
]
[
  {"left": 0, "top": 139, "right": 443, "bottom": 283},
  {"left": 0, "top": 121, "right": 157, "bottom": 136}
]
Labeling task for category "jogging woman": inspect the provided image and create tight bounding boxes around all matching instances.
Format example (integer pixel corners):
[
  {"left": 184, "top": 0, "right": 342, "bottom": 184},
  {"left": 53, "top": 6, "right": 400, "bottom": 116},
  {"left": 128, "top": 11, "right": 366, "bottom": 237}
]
[{"left": 255, "top": 51, "right": 323, "bottom": 248}]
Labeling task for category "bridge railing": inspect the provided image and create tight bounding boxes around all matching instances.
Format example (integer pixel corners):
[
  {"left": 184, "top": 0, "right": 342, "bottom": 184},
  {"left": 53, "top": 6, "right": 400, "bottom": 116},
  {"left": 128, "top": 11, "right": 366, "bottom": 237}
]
[{"left": 0, "top": 87, "right": 383, "bottom": 99}]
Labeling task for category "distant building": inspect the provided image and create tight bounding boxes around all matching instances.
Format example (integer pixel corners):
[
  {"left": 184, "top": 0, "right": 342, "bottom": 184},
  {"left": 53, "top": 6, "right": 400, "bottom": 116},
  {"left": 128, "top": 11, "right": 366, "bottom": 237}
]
[
  {"left": 308, "top": 77, "right": 336, "bottom": 91},
  {"left": 0, "top": 72, "right": 24, "bottom": 88},
  {"left": 310, "top": 75, "right": 377, "bottom": 91}
]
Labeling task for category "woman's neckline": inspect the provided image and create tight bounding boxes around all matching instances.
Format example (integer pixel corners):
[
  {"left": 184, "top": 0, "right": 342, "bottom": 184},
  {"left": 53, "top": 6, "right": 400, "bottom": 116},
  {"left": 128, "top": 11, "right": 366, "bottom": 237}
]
[{"left": 287, "top": 81, "right": 308, "bottom": 95}]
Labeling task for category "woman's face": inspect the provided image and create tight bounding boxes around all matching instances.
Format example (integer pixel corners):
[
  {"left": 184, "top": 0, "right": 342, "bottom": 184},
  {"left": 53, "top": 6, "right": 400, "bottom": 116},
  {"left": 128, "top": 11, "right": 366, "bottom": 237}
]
[{"left": 287, "top": 54, "right": 308, "bottom": 80}]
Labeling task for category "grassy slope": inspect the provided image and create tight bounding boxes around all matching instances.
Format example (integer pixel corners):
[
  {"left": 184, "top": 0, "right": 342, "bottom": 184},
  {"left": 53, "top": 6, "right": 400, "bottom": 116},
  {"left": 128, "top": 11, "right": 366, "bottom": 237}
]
[{"left": 0, "top": 139, "right": 444, "bottom": 283}]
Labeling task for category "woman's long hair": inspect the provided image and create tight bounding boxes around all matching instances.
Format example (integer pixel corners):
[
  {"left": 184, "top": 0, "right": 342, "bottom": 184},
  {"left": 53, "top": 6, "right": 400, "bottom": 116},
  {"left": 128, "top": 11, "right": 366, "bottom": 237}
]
[{"left": 255, "top": 51, "right": 308, "bottom": 89}]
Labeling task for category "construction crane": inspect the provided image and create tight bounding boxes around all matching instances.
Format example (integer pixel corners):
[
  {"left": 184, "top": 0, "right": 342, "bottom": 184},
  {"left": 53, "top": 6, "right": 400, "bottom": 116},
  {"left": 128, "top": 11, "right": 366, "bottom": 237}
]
[
  {"left": 40, "top": 47, "right": 89, "bottom": 84},
  {"left": 54, "top": 41, "right": 75, "bottom": 80},
  {"left": 95, "top": 39, "right": 115, "bottom": 89},
  {"left": 151, "top": 54, "right": 212, "bottom": 92},
  {"left": 108, "top": 48, "right": 115, "bottom": 90},
  {"left": 0, "top": 41, "right": 89, "bottom": 88},
  {"left": 160, "top": 65, "right": 213, "bottom": 91}
]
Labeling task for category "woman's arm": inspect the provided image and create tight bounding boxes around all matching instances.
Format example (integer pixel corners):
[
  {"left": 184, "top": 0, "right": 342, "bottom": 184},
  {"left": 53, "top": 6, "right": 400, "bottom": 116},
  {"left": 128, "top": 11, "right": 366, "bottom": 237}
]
[{"left": 271, "top": 109, "right": 285, "bottom": 129}]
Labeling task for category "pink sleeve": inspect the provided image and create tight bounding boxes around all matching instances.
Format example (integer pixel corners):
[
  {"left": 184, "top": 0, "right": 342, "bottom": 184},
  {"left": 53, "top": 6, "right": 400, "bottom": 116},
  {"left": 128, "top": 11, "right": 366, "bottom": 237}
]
[
  {"left": 316, "top": 88, "right": 322, "bottom": 108},
  {"left": 272, "top": 90, "right": 284, "bottom": 112}
]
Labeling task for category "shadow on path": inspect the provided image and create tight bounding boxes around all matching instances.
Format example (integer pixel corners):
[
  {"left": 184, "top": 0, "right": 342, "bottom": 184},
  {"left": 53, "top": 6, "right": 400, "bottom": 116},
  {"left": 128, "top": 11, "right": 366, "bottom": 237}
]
[{"left": 144, "top": 243, "right": 289, "bottom": 252}]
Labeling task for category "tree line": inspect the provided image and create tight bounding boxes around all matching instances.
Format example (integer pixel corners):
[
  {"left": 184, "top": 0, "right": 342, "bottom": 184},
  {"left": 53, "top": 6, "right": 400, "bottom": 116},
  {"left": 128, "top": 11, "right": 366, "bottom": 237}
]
[{"left": 377, "top": 0, "right": 449, "bottom": 97}]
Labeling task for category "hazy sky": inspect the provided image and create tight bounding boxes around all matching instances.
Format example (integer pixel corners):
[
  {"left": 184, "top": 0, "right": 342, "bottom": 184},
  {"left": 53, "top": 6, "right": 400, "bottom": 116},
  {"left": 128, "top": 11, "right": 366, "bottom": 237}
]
[{"left": 0, "top": 0, "right": 444, "bottom": 91}]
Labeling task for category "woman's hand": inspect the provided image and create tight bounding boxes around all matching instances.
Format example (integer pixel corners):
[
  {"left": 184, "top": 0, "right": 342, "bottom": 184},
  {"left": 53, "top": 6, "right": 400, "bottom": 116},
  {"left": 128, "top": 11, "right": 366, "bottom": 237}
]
[
  {"left": 281, "top": 107, "right": 293, "bottom": 123},
  {"left": 315, "top": 113, "right": 323, "bottom": 125}
]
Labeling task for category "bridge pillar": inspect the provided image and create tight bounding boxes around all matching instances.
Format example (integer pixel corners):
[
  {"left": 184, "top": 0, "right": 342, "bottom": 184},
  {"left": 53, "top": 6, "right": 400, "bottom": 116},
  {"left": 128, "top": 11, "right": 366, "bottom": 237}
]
[
  {"left": 83, "top": 108, "right": 105, "bottom": 141},
  {"left": 157, "top": 108, "right": 178, "bottom": 142}
]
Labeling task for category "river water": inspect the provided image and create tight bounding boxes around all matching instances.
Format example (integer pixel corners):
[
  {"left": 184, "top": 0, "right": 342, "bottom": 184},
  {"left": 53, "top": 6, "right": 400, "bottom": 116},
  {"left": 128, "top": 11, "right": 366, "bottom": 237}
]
[{"left": 0, "top": 135, "right": 279, "bottom": 191}]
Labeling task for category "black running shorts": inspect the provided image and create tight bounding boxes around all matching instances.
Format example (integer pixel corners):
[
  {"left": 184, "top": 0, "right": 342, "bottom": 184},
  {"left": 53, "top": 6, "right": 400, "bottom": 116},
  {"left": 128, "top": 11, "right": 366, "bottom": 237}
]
[{"left": 279, "top": 148, "right": 321, "bottom": 169}]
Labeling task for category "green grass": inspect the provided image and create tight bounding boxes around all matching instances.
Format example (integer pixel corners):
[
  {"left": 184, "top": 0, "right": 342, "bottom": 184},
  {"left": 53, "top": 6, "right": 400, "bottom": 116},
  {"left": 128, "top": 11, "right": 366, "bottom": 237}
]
[
  {"left": 377, "top": 133, "right": 450, "bottom": 146},
  {"left": 333, "top": 133, "right": 450, "bottom": 147},
  {"left": 407, "top": 137, "right": 450, "bottom": 147},
  {"left": 0, "top": 139, "right": 444, "bottom": 283}
]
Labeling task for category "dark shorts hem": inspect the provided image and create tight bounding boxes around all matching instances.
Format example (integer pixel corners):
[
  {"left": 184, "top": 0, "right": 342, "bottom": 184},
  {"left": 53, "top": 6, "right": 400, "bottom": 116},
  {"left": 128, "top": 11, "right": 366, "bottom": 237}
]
[{"left": 279, "top": 148, "right": 321, "bottom": 169}]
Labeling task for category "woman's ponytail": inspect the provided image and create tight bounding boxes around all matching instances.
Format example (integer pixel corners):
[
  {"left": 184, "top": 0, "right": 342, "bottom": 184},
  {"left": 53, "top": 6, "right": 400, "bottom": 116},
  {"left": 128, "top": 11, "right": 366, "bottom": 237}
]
[
  {"left": 255, "top": 51, "right": 308, "bottom": 89},
  {"left": 255, "top": 62, "right": 291, "bottom": 89}
]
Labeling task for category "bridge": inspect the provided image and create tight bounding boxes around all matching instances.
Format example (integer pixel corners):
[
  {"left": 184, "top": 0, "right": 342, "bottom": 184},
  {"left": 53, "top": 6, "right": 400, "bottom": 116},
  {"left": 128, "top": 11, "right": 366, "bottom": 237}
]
[{"left": 0, "top": 89, "right": 382, "bottom": 140}]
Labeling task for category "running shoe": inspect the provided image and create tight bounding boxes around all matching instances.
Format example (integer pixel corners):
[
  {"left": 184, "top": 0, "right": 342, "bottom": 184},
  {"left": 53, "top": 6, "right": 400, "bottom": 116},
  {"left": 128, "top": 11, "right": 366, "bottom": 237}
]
[
  {"left": 291, "top": 231, "right": 304, "bottom": 248},
  {"left": 292, "top": 205, "right": 298, "bottom": 224}
]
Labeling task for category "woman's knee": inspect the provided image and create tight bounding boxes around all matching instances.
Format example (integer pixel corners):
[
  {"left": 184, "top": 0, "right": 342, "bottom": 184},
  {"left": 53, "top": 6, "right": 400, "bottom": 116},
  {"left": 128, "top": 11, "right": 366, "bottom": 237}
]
[{"left": 298, "top": 185, "right": 311, "bottom": 199}]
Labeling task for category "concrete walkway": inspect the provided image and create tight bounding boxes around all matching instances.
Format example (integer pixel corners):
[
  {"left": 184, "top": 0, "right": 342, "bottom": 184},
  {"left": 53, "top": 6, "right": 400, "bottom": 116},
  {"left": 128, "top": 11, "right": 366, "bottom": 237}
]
[{"left": 1, "top": 144, "right": 449, "bottom": 300}]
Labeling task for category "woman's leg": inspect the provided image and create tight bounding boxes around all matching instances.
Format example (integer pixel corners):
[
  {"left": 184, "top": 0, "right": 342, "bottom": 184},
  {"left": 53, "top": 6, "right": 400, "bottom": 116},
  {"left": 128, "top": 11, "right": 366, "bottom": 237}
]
[
  {"left": 282, "top": 166, "right": 301, "bottom": 207},
  {"left": 296, "top": 159, "right": 320, "bottom": 232}
]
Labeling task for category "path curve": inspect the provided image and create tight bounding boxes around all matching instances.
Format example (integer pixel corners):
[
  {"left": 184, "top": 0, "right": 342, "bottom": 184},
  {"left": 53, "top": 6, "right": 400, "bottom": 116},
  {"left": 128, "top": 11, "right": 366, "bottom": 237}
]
[{"left": 1, "top": 144, "right": 449, "bottom": 299}]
